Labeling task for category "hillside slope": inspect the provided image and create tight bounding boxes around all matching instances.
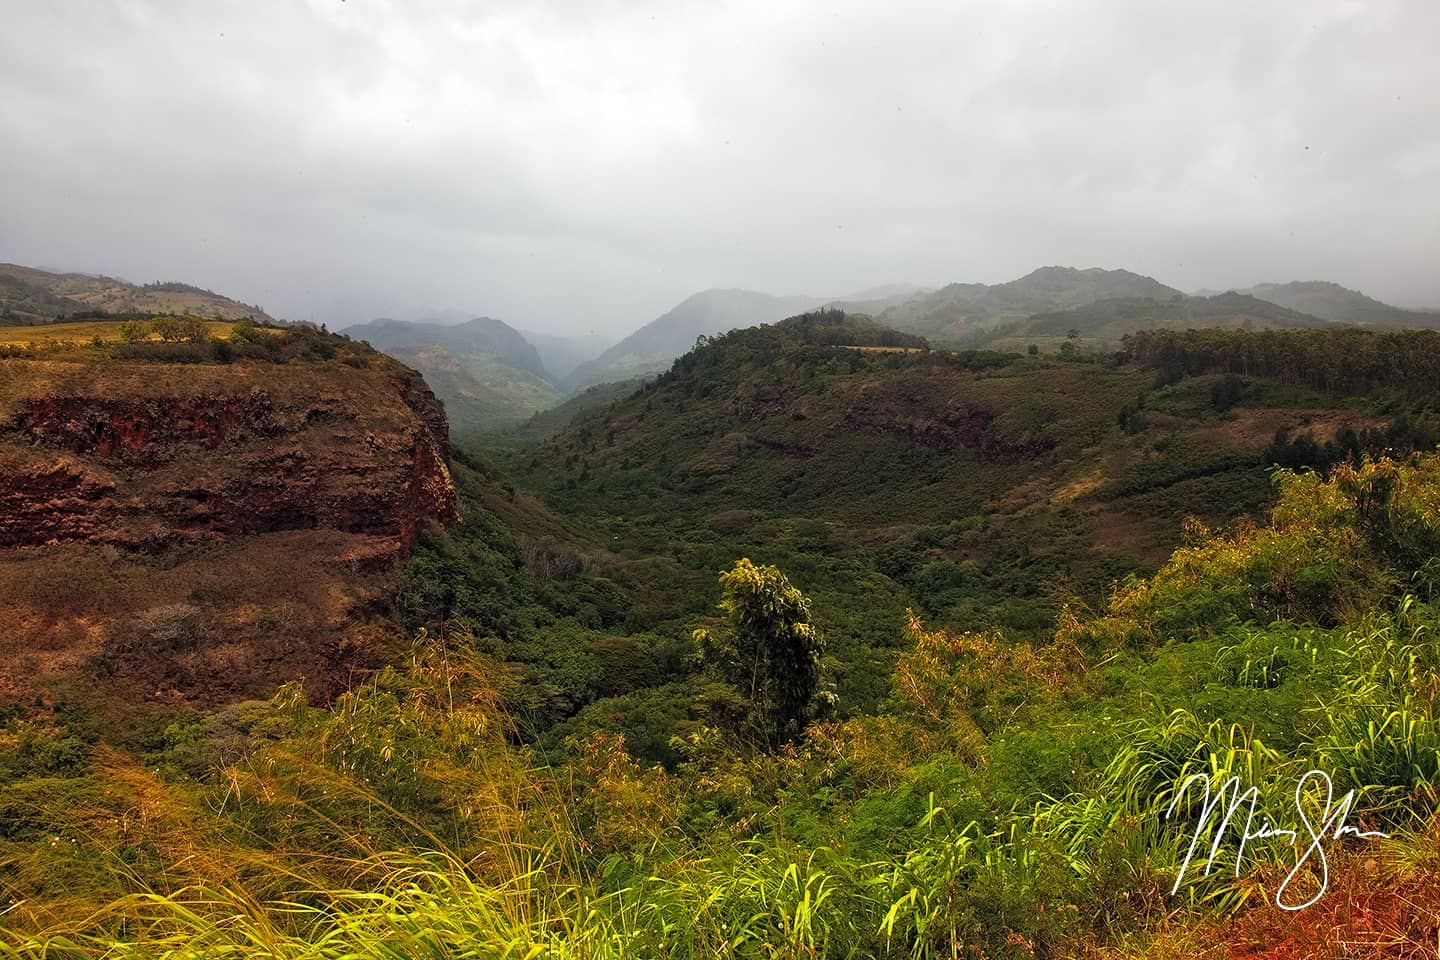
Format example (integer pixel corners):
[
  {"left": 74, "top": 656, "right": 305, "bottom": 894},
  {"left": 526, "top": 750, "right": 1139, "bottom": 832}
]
[
  {"left": 8, "top": 318, "right": 1440, "bottom": 960},
  {"left": 1241, "top": 279, "right": 1440, "bottom": 328},
  {"left": 0, "top": 263, "right": 273, "bottom": 323},
  {"left": 505, "top": 376, "right": 645, "bottom": 447},
  {"left": 565, "top": 289, "right": 828, "bottom": 390},
  {"left": 9, "top": 397, "right": 1440, "bottom": 960},
  {"left": 512, "top": 314, "right": 1437, "bottom": 714},
  {"left": 344, "top": 317, "right": 563, "bottom": 437}
]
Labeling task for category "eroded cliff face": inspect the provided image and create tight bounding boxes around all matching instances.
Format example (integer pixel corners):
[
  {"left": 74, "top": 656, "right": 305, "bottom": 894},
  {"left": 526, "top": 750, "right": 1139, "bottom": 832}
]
[
  {"left": 0, "top": 351, "right": 459, "bottom": 711},
  {"left": 842, "top": 379, "right": 1056, "bottom": 462},
  {"left": 0, "top": 358, "right": 458, "bottom": 550}
]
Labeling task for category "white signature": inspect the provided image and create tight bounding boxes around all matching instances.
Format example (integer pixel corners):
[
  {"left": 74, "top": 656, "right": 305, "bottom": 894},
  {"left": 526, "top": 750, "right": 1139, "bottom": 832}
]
[{"left": 1163, "top": 769, "right": 1389, "bottom": 910}]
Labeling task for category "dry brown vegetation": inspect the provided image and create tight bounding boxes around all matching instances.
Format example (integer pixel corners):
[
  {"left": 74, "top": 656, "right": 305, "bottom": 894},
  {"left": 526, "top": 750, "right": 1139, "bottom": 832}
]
[{"left": 0, "top": 530, "right": 402, "bottom": 731}]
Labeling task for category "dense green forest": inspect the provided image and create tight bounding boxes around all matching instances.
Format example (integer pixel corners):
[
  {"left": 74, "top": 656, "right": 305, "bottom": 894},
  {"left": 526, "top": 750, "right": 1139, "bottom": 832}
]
[
  {"left": 1123, "top": 327, "right": 1440, "bottom": 396},
  {"left": 5, "top": 318, "right": 1440, "bottom": 957}
]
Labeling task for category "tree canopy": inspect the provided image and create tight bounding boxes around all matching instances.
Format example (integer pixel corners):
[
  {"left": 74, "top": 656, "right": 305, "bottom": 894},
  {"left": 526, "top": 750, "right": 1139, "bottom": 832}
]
[{"left": 695, "top": 558, "right": 829, "bottom": 749}]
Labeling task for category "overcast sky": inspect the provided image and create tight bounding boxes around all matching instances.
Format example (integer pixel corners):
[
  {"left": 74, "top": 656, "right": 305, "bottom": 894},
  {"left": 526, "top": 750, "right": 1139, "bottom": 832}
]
[{"left": 2, "top": 0, "right": 1437, "bottom": 334}]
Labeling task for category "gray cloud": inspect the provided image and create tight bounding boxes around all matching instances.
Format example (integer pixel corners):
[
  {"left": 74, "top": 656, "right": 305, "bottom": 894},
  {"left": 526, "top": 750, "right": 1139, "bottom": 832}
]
[{"left": 2, "top": 0, "right": 1436, "bottom": 333}]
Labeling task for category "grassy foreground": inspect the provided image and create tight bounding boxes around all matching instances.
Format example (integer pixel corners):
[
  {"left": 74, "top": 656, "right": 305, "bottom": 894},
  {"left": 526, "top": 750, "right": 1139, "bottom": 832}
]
[{"left": 5, "top": 455, "right": 1440, "bottom": 957}]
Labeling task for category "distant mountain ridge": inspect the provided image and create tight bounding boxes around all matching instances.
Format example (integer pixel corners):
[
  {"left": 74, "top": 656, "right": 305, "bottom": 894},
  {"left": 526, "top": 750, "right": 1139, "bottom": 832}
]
[
  {"left": 334, "top": 268, "right": 1440, "bottom": 440},
  {"left": 870, "top": 268, "right": 1440, "bottom": 348},
  {"left": 1237, "top": 280, "right": 1440, "bottom": 329},
  {"left": 0, "top": 263, "right": 273, "bottom": 323},
  {"left": 878, "top": 266, "right": 1182, "bottom": 342},
  {"left": 825, "top": 283, "right": 935, "bottom": 318},
  {"left": 344, "top": 316, "right": 547, "bottom": 379},
  {"left": 564, "top": 288, "right": 830, "bottom": 390},
  {"left": 979, "top": 291, "right": 1336, "bottom": 351},
  {"left": 562, "top": 284, "right": 940, "bottom": 391},
  {"left": 343, "top": 316, "right": 560, "bottom": 438}
]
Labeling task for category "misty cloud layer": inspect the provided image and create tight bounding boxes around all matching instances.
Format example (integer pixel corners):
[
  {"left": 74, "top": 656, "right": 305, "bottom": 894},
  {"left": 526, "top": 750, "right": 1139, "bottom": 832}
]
[{"left": 2, "top": 0, "right": 1436, "bottom": 334}]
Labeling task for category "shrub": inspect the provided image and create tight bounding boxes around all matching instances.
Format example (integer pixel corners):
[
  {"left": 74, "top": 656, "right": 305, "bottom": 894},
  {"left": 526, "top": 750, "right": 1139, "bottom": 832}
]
[
  {"left": 229, "top": 320, "right": 268, "bottom": 344},
  {"left": 117, "top": 318, "right": 150, "bottom": 343},
  {"left": 1210, "top": 373, "right": 1245, "bottom": 411}
]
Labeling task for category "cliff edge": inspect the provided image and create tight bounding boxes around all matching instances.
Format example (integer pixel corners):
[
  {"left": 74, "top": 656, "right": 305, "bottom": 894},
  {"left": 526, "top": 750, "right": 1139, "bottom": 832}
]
[{"left": 0, "top": 322, "right": 459, "bottom": 714}]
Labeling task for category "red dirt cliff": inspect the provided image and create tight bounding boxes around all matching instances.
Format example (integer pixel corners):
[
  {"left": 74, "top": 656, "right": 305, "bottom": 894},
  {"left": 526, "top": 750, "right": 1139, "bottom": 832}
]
[
  {"left": 0, "top": 357, "right": 459, "bottom": 550},
  {"left": 0, "top": 345, "right": 460, "bottom": 711}
]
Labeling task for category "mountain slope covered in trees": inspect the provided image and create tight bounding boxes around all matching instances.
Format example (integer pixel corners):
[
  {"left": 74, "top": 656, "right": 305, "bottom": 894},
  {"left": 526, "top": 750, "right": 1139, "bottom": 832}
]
[
  {"left": 344, "top": 316, "right": 563, "bottom": 437},
  {"left": 506, "top": 313, "right": 1440, "bottom": 721}
]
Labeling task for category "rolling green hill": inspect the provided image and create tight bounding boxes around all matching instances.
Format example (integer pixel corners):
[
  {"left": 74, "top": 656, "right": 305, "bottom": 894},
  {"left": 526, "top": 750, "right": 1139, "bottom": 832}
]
[
  {"left": 503, "top": 376, "right": 646, "bottom": 447},
  {"left": 508, "top": 313, "right": 1440, "bottom": 721},
  {"left": 981, "top": 291, "right": 1335, "bottom": 352},
  {"left": 384, "top": 343, "right": 564, "bottom": 438},
  {"left": 878, "top": 266, "right": 1181, "bottom": 342}
]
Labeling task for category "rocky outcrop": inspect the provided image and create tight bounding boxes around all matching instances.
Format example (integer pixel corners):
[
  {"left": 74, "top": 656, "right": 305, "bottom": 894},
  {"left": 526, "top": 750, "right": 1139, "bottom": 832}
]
[
  {"left": 0, "top": 459, "right": 115, "bottom": 545},
  {"left": 843, "top": 382, "right": 1055, "bottom": 462},
  {"left": 387, "top": 366, "right": 453, "bottom": 459},
  {"left": 0, "top": 332, "right": 463, "bottom": 715},
  {"left": 0, "top": 358, "right": 459, "bottom": 551},
  {"left": 729, "top": 382, "right": 801, "bottom": 421},
  {"left": 12, "top": 393, "right": 280, "bottom": 462}
]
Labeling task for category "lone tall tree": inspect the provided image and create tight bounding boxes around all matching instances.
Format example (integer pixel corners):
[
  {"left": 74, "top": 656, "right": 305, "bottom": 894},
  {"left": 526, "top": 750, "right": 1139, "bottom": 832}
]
[{"left": 695, "top": 558, "right": 827, "bottom": 748}]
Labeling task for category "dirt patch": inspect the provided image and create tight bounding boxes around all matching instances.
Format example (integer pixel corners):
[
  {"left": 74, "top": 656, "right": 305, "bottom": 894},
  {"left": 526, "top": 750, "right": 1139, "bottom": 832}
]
[
  {"left": 1086, "top": 506, "right": 1174, "bottom": 566},
  {"left": 0, "top": 530, "right": 401, "bottom": 725}
]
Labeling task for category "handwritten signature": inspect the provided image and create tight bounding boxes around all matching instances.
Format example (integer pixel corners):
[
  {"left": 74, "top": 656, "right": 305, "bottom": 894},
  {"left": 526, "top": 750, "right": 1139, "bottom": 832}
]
[{"left": 1163, "top": 769, "right": 1389, "bottom": 910}]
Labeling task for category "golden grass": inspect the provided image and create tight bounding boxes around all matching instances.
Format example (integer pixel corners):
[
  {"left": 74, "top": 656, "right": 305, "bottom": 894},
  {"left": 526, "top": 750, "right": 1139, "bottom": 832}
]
[
  {"left": 0, "top": 320, "right": 234, "bottom": 347},
  {"left": 1184, "top": 407, "right": 1387, "bottom": 449}
]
